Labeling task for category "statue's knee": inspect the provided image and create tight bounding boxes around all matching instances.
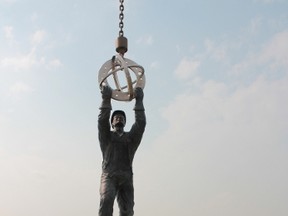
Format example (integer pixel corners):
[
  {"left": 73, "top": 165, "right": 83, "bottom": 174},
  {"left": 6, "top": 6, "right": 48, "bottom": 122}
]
[{"left": 120, "top": 209, "right": 134, "bottom": 216}]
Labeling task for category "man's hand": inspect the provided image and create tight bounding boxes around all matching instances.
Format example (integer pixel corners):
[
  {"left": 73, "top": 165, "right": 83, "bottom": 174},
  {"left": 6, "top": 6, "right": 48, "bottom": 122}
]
[
  {"left": 134, "top": 87, "right": 144, "bottom": 101},
  {"left": 101, "top": 85, "right": 112, "bottom": 100}
]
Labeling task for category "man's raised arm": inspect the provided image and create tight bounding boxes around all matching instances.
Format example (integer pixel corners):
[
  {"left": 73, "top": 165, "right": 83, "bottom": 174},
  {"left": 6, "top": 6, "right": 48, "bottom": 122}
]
[
  {"left": 98, "top": 86, "right": 112, "bottom": 151},
  {"left": 130, "top": 87, "right": 146, "bottom": 145}
]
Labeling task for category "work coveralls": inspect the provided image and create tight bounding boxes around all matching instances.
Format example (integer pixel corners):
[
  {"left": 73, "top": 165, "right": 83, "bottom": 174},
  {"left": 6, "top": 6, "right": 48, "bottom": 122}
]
[{"left": 98, "top": 98, "right": 146, "bottom": 216}]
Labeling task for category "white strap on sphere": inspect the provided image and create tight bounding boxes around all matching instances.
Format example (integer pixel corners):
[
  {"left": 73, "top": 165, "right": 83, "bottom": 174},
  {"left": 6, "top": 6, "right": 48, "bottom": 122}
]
[{"left": 98, "top": 54, "right": 145, "bottom": 101}]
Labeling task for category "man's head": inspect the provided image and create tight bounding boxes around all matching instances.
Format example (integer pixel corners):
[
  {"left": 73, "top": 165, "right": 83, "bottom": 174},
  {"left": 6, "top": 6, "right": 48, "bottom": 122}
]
[{"left": 111, "top": 110, "right": 126, "bottom": 129}]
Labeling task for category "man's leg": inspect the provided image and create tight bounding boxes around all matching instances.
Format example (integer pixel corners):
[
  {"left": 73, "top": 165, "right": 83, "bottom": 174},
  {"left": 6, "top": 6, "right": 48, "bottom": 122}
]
[
  {"left": 117, "top": 177, "right": 134, "bottom": 216},
  {"left": 99, "top": 173, "right": 117, "bottom": 216}
]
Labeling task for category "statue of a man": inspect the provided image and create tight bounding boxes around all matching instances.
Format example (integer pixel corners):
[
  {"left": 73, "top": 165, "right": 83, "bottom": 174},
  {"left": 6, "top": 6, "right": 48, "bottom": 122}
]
[{"left": 98, "top": 86, "right": 146, "bottom": 216}]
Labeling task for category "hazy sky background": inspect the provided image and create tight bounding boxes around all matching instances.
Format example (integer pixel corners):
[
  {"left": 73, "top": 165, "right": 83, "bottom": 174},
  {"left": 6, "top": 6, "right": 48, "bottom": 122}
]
[{"left": 1, "top": 0, "right": 288, "bottom": 215}]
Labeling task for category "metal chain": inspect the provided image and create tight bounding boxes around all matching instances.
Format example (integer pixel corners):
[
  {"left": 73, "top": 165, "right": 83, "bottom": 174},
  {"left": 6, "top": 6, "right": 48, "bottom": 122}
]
[{"left": 119, "top": 0, "right": 124, "bottom": 36}]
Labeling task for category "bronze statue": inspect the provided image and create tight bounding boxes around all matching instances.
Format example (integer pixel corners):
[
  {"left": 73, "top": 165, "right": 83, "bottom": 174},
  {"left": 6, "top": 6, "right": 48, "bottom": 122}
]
[{"left": 98, "top": 86, "right": 146, "bottom": 216}]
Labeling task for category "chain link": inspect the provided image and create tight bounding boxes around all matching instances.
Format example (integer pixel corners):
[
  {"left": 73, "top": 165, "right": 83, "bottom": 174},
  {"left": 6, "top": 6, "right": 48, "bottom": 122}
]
[{"left": 119, "top": 0, "right": 124, "bottom": 36}]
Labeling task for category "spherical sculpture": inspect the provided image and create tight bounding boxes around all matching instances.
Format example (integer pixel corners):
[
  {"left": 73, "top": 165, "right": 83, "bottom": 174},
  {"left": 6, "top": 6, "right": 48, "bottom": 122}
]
[{"left": 98, "top": 54, "right": 145, "bottom": 101}]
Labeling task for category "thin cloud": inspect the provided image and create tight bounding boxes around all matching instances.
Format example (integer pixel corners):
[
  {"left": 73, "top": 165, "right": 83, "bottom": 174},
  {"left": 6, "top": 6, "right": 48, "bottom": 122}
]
[
  {"left": 249, "top": 16, "right": 263, "bottom": 35},
  {"left": 31, "top": 30, "right": 46, "bottom": 45},
  {"left": 3, "top": 25, "right": 14, "bottom": 40},
  {"left": 136, "top": 34, "right": 154, "bottom": 45},
  {"left": 137, "top": 75, "right": 288, "bottom": 215},
  {"left": 0, "top": 28, "right": 63, "bottom": 71},
  {"left": 174, "top": 57, "right": 200, "bottom": 80},
  {"left": 0, "top": 52, "right": 63, "bottom": 71},
  {"left": 8, "top": 81, "right": 34, "bottom": 95},
  {"left": 258, "top": 30, "right": 288, "bottom": 69},
  {"left": 137, "top": 20, "right": 288, "bottom": 215},
  {"left": 30, "top": 12, "right": 38, "bottom": 22},
  {"left": 230, "top": 29, "right": 288, "bottom": 77},
  {"left": 0, "top": 51, "right": 37, "bottom": 70},
  {"left": 49, "top": 59, "right": 63, "bottom": 67},
  {"left": 204, "top": 38, "right": 228, "bottom": 62}
]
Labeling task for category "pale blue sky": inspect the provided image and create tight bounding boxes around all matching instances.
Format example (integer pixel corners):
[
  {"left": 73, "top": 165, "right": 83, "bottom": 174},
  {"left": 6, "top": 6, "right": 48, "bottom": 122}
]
[{"left": 0, "top": 0, "right": 288, "bottom": 216}]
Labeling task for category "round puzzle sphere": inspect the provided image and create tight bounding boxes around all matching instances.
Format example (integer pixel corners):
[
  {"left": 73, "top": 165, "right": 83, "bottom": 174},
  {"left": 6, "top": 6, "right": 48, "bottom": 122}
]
[{"left": 98, "top": 54, "right": 145, "bottom": 101}]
